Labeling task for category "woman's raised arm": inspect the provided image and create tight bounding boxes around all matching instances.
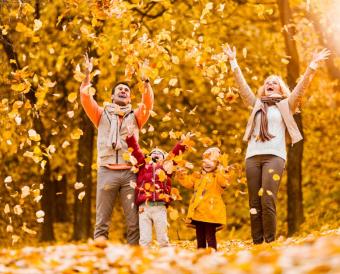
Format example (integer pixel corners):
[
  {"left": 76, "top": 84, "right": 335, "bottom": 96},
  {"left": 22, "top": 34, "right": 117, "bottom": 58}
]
[
  {"left": 289, "top": 48, "right": 330, "bottom": 112},
  {"left": 223, "top": 44, "right": 256, "bottom": 108}
]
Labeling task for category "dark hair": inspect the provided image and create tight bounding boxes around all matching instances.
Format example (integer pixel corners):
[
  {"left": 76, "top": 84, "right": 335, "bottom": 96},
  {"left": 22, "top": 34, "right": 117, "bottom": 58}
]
[{"left": 112, "top": 82, "right": 131, "bottom": 95}]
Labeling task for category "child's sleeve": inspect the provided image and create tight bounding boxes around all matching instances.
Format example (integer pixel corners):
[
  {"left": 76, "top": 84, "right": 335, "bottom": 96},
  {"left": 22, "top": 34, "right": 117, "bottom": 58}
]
[
  {"left": 176, "top": 172, "right": 195, "bottom": 189},
  {"left": 126, "top": 135, "right": 146, "bottom": 167},
  {"left": 216, "top": 169, "right": 230, "bottom": 189},
  {"left": 170, "top": 141, "right": 187, "bottom": 156}
]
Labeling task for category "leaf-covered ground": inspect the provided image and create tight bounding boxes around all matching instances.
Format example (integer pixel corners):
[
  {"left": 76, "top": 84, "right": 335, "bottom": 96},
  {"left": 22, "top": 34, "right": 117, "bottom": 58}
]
[{"left": 1, "top": 229, "right": 339, "bottom": 274}]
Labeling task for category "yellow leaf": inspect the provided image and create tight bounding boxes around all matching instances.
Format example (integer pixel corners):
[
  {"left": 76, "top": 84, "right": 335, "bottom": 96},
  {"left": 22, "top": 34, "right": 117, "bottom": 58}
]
[
  {"left": 281, "top": 58, "right": 290, "bottom": 65},
  {"left": 15, "top": 22, "right": 30, "bottom": 33},
  {"left": 169, "top": 78, "right": 178, "bottom": 87},
  {"left": 162, "top": 114, "right": 171, "bottom": 122},
  {"left": 123, "top": 152, "right": 131, "bottom": 162},
  {"left": 71, "top": 128, "right": 83, "bottom": 140},
  {"left": 273, "top": 174, "right": 281, "bottom": 181},
  {"left": 67, "top": 92, "right": 78, "bottom": 103},
  {"left": 266, "top": 190, "right": 273, "bottom": 196},
  {"left": 78, "top": 191, "right": 86, "bottom": 200},
  {"left": 258, "top": 188, "right": 264, "bottom": 196},
  {"left": 242, "top": 48, "right": 248, "bottom": 58},
  {"left": 144, "top": 183, "right": 151, "bottom": 190},
  {"left": 22, "top": 3, "right": 35, "bottom": 15},
  {"left": 171, "top": 55, "right": 180, "bottom": 64},
  {"left": 28, "top": 129, "right": 41, "bottom": 142},
  {"left": 33, "top": 19, "right": 42, "bottom": 32},
  {"left": 157, "top": 169, "right": 167, "bottom": 182},
  {"left": 169, "top": 208, "right": 179, "bottom": 220}
]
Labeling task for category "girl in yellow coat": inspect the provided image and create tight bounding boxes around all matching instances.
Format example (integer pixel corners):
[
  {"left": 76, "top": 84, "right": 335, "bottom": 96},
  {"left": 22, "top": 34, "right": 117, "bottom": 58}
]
[{"left": 176, "top": 147, "right": 229, "bottom": 250}]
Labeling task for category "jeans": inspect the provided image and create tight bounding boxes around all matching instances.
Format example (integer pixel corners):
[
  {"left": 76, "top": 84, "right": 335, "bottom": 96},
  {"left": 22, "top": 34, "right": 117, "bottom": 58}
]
[
  {"left": 138, "top": 203, "right": 169, "bottom": 247},
  {"left": 94, "top": 167, "right": 139, "bottom": 245},
  {"left": 245, "top": 155, "right": 285, "bottom": 244}
]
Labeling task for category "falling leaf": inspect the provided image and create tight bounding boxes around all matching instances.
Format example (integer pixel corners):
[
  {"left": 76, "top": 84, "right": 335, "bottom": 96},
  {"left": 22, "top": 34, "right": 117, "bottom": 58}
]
[
  {"left": 28, "top": 129, "right": 41, "bottom": 142},
  {"left": 273, "top": 174, "right": 281, "bottom": 181},
  {"left": 71, "top": 128, "right": 83, "bottom": 140},
  {"left": 4, "top": 176, "right": 12, "bottom": 183},
  {"left": 36, "top": 210, "right": 45, "bottom": 218},
  {"left": 33, "top": 19, "right": 42, "bottom": 31},
  {"left": 4, "top": 204, "right": 10, "bottom": 214},
  {"left": 78, "top": 191, "right": 86, "bottom": 200},
  {"left": 258, "top": 188, "right": 263, "bottom": 196},
  {"left": 250, "top": 208, "right": 257, "bottom": 215},
  {"left": 156, "top": 169, "right": 167, "bottom": 182},
  {"left": 74, "top": 182, "right": 84, "bottom": 190},
  {"left": 21, "top": 186, "right": 30, "bottom": 198},
  {"left": 163, "top": 160, "right": 174, "bottom": 174},
  {"left": 144, "top": 183, "right": 151, "bottom": 190},
  {"left": 242, "top": 48, "right": 247, "bottom": 58},
  {"left": 169, "top": 207, "right": 179, "bottom": 220},
  {"left": 169, "top": 78, "right": 178, "bottom": 87},
  {"left": 13, "top": 205, "right": 23, "bottom": 215},
  {"left": 154, "top": 78, "right": 163, "bottom": 85},
  {"left": 266, "top": 190, "right": 273, "bottom": 196},
  {"left": 129, "top": 181, "right": 137, "bottom": 189},
  {"left": 68, "top": 92, "right": 78, "bottom": 103}
]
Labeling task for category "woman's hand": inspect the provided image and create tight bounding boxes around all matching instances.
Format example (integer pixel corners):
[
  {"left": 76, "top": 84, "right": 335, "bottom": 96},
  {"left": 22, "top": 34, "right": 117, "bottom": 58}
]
[
  {"left": 310, "top": 48, "right": 331, "bottom": 69},
  {"left": 223, "top": 43, "right": 237, "bottom": 61}
]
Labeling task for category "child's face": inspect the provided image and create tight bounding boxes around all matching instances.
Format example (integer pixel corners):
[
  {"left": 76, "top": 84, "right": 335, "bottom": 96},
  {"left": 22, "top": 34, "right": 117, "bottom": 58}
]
[
  {"left": 150, "top": 151, "right": 164, "bottom": 163},
  {"left": 202, "top": 158, "right": 218, "bottom": 172},
  {"left": 202, "top": 147, "right": 220, "bottom": 172}
]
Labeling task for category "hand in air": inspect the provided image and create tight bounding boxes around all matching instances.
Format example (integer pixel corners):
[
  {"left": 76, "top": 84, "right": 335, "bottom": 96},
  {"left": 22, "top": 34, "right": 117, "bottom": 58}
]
[{"left": 223, "top": 43, "right": 237, "bottom": 61}]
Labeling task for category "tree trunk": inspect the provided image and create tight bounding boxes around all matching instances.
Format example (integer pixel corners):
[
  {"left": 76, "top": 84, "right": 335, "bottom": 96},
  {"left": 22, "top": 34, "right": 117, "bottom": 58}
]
[
  {"left": 40, "top": 159, "right": 56, "bottom": 241},
  {"left": 72, "top": 109, "right": 95, "bottom": 240},
  {"left": 277, "top": 0, "right": 304, "bottom": 236},
  {"left": 55, "top": 174, "right": 68, "bottom": 223}
]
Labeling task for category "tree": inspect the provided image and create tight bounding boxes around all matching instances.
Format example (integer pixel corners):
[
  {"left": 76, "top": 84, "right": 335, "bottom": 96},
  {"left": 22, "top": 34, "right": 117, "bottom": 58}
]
[{"left": 277, "top": 0, "right": 305, "bottom": 236}]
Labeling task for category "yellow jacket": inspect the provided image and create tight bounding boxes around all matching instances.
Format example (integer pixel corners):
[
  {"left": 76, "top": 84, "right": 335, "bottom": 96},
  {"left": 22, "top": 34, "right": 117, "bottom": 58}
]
[{"left": 177, "top": 168, "right": 229, "bottom": 226}]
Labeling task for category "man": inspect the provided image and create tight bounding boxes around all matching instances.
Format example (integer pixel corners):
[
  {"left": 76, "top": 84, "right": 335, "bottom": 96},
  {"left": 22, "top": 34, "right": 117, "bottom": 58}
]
[{"left": 79, "top": 54, "right": 154, "bottom": 246}]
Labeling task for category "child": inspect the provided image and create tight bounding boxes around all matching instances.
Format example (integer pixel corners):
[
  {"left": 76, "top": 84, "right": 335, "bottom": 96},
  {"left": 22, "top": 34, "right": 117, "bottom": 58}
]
[
  {"left": 176, "top": 147, "right": 229, "bottom": 250},
  {"left": 125, "top": 133, "right": 189, "bottom": 247}
]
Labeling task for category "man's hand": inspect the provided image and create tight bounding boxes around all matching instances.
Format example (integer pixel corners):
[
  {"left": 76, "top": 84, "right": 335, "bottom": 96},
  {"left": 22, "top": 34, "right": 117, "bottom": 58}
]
[
  {"left": 84, "top": 52, "right": 94, "bottom": 75},
  {"left": 80, "top": 53, "right": 94, "bottom": 93}
]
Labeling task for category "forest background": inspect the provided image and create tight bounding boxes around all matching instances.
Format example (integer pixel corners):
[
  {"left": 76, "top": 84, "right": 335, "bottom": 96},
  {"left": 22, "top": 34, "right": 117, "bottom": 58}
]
[{"left": 0, "top": 0, "right": 339, "bottom": 247}]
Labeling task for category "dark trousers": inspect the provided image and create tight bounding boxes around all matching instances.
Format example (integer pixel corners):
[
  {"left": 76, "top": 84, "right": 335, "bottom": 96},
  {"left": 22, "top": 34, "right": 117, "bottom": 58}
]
[
  {"left": 192, "top": 220, "right": 218, "bottom": 249},
  {"left": 245, "top": 155, "right": 285, "bottom": 244}
]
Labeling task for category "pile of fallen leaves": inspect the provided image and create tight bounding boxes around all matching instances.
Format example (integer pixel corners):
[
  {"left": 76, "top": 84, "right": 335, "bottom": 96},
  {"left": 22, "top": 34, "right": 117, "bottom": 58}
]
[{"left": 1, "top": 229, "right": 339, "bottom": 273}]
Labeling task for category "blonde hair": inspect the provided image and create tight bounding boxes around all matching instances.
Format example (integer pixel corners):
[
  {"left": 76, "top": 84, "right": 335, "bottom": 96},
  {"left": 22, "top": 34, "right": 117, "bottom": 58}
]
[
  {"left": 203, "top": 147, "right": 221, "bottom": 161},
  {"left": 257, "top": 75, "right": 291, "bottom": 98}
]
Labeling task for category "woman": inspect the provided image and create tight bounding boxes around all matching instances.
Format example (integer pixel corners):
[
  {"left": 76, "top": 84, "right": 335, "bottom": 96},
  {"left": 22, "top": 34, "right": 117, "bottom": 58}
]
[{"left": 224, "top": 44, "right": 330, "bottom": 244}]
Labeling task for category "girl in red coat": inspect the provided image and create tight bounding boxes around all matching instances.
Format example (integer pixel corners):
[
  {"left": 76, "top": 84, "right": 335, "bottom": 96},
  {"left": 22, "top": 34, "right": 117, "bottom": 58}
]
[{"left": 126, "top": 133, "right": 189, "bottom": 247}]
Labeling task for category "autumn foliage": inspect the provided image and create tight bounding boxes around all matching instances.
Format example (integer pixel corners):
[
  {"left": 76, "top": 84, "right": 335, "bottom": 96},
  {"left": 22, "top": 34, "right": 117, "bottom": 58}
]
[{"left": 0, "top": 0, "right": 339, "bottom": 249}]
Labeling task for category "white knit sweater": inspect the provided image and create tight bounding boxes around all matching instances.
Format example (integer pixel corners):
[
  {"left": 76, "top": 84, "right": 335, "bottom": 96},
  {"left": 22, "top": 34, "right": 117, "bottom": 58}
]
[{"left": 245, "top": 106, "right": 287, "bottom": 161}]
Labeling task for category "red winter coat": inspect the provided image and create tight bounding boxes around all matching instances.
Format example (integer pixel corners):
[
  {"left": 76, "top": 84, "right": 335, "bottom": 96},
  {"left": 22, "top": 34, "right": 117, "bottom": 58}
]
[{"left": 126, "top": 135, "right": 186, "bottom": 206}]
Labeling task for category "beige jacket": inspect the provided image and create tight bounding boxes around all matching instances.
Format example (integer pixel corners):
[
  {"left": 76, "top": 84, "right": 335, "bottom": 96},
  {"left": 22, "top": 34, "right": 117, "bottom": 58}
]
[{"left": 233, "top": 65, "right": 316, "bottom": 144}]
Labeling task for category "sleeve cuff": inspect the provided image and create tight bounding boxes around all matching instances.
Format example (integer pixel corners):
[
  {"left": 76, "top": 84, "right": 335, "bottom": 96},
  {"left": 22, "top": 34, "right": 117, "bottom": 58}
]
[
  {"left": 309, "top": 61, "right": 318, "bottom": 70},
  {"left": 230, "top": 59, "right": 239, "bottom": 72}
]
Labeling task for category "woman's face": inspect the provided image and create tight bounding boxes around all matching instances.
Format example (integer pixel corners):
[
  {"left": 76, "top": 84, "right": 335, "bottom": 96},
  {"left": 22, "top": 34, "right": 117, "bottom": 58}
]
[{"left": 264, "top": 76, "right": 281, "bottom": 97}]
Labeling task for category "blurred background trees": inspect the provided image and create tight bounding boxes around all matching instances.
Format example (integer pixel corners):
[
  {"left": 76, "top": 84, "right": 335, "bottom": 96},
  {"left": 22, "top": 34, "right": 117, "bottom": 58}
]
[{"left": 0, "top": 0, "right": 339, "bottom": 246}]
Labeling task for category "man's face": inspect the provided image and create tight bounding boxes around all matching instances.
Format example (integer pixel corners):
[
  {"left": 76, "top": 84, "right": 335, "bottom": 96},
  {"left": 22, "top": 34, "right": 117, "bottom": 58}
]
[{"left": 111, "top": 84, "right": 131, "bottom": 106}]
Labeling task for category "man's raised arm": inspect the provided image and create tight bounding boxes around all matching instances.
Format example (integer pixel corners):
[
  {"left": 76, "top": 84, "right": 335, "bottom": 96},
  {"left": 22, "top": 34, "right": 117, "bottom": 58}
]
[
  {"left": 134, "top": 79, "right": 154, "bottom": 129},
  {"left": 79, "top": 53, "right": 103, "bottom": 128}
]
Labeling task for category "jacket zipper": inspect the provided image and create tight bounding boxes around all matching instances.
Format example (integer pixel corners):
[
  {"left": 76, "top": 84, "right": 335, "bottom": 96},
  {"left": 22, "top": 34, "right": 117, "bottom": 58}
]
[
  {"left": 152, "top": 163, "right": 156, "bottom": 202},
  {"left": 115, "top": 117, "right": 119, "bottom": 164}
]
